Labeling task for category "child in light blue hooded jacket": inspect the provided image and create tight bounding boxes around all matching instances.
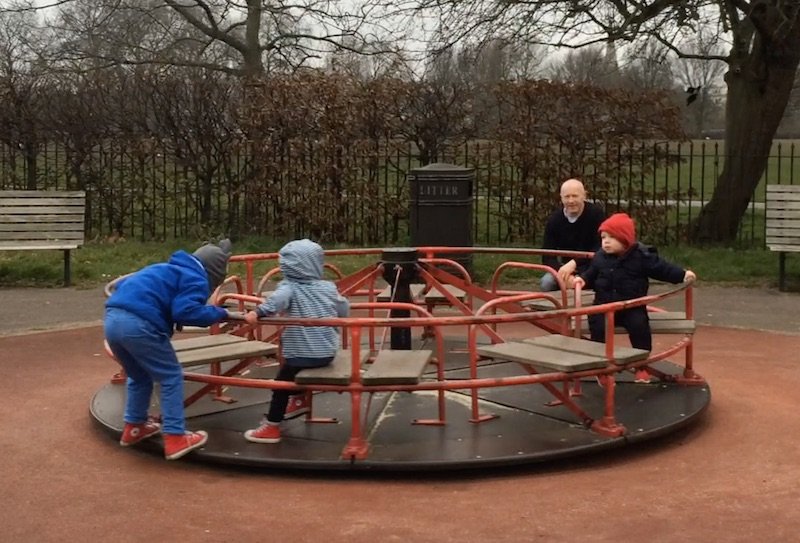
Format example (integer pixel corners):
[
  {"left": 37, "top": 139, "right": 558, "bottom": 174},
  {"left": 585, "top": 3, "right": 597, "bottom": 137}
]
[{"left": 243, "top": 239, "right": 350, "bottom": 443}]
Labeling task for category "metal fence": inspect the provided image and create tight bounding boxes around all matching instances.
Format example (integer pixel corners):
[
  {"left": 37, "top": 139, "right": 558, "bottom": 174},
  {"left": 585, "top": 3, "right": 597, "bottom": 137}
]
[{"left": 1, "top": 139, "right": 797, "bottom": 248}]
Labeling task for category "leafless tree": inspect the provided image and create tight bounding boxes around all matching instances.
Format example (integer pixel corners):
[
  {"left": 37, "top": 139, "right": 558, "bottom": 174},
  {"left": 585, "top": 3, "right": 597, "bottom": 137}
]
[
  {"left": 621, "top": 41, "right": 677, "bottom": 91},
  {"left": 0, "top": 7, "right": 54, "bottom": 189},
  {"left": 548, "top": 45, "right": 620, "bottom": 87},
  {"left": 325, "top": 36, "right": 414, "bottom": 81},
  {"left": 394, "top": 48, "right": 475, "bottom": 164},
  {"left": 9, "top": 0, "right": 386, "bottom": 77}
]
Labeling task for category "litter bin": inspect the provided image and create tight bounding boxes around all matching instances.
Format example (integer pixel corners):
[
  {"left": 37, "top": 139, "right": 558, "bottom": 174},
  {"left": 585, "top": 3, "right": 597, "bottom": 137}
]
[{"left": 407, "top": 163, "right": 474, "bottom": 275}]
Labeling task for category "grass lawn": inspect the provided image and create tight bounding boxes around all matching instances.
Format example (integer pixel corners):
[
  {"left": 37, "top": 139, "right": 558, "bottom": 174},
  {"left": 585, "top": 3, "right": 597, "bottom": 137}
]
[{"left": 1, "top": 239, "right": 798, "bottom": 292}]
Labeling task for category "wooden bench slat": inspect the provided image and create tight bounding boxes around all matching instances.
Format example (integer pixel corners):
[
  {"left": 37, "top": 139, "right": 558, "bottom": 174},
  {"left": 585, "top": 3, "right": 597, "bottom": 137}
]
[
  {"left": 647, "top": 319, "right": 696, "bottom": 333},
  {"left": 766, "top": 200, "right": 800, "bottom": 210},
  {"left": 0, "top": 190, "right": 85, "bottom": 197},
  {"left": 766, "top": 219, "right": 800, "bottom": 228},
  {"left": 648, "top": 311, "right": 686, "bottom": 320},
  {"left": 477, "top": 342, "right": 607, "bottom": 372},
  {"left": 0, "top": 223, "right": 86, "bottom": 232},
  {"left": 0, "top": 205, "right": 85, "bottom": 214},
  {"left": 171, "top": 334, "right": 248, "bottom": 352},
  {"left": 361, "top": 350, "right": 433, "bottom": 385},
  {"left": 767, "top": 237, "right": 800, "bottom": 246},
  {"left": 571, "top": 312, "right": 695, "bottom": 334},
  {"left": 376, "top": 284, "right": 425, "bottom": 302},
  {"left": 0, "top": 242, "right": 80, "bottom": 250},
  {"left": 295, "top": 349, "right": 371, "bottom": 385},
  {"left": 424, "top": 284, "right": 466, "bottom": 302},
  {"left": 524, "top": 335, "right": 649, "bottom": 364},
  {"left": 767, "top": 244, "right": 800, "bottom": 253},
  {"left": 523, "top": 290, "right": 595, "bottom": 311},
  {"left": 0, "top": 212, "right": 84, "bottom": 224},
  {"left": 0, "top": 231, "right": 85, "bottom": 240},
  {"left": 176, "top": 340, "right": 277, "bottom": 367}
]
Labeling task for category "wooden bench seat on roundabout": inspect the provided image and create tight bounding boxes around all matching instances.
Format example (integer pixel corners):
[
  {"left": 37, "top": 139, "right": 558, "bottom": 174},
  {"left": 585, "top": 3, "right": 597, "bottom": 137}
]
[
  {"left": 296, "top": 349, "right": 434, "bottom": 386},
  {"left": 519, "top": 285, "right": 695, "bottom": 335},
  {"left": 295, "top": 350, "right": 371, "bottom": 385},
  {"left": 644, "top": 311, "right": 696, "bottom": 333},
  {"left": 477, "top": 335, "right": 649, "bottom": 373},
  {"left": 171, "top": 334, "right": 277, "bottom": 367},
  {"left": 572, "top": 311, "right": 696, "bottom": 335},
  {"left": 376, "top": 284, "right": 466, "bottom": 308},
  {"left": 376, "top": 284, "right": 426, "bottom": 302}
]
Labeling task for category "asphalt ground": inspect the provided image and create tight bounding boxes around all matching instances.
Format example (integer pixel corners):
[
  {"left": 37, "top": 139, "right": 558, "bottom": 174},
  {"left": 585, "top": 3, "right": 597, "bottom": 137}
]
[
  {"left": 1, "top": 308, "right": 799, "bottom": 541},
  {"left": 2, "top": 283, "right": 797, "bottom": 337}
]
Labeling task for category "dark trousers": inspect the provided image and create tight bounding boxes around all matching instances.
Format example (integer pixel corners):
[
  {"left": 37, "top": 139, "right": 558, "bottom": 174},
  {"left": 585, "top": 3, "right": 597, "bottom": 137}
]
[
  {"left": 588, "top": 306, "right": 652, "bottom": 351},
  {"left": 267, "top": 356, "right": 333, "bottom": 423}
]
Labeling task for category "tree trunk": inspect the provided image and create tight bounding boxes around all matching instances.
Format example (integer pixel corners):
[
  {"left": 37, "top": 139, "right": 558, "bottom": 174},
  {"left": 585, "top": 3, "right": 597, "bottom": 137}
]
[{"left": 691, "top": 25, "right": 800, "bottom": 244}]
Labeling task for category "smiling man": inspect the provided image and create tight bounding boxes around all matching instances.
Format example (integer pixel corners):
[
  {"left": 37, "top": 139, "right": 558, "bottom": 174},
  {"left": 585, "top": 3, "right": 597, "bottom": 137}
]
[{"left": 540, "top": 178, "right": 606, "bottom": 291}]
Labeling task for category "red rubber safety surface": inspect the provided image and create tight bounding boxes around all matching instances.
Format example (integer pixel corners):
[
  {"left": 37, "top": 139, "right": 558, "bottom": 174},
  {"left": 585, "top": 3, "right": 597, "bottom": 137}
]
[{"left": 2, "top": 324, "right": 800, "bottom": 542}]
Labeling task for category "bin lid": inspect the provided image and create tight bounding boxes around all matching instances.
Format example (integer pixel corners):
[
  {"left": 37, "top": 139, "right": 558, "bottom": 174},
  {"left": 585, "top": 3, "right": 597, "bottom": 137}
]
[{"left": 408, "top": 163, "right": 474, "bottom": 178}]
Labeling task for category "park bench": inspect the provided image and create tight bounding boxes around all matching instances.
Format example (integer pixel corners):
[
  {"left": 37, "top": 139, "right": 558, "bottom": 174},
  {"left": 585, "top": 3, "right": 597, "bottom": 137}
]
[
  {"left": 766, "top": 184, "right": 800, "bottom": 291},
  {"left": 0, "top": 190, "right": 86, "bottom": 286}
]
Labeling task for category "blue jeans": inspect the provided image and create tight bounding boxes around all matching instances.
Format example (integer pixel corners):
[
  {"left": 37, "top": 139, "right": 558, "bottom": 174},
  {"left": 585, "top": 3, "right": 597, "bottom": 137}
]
[
  {"left": 540, "top": 272, "right": 559, "bottom": 292},
  {"left": 104, "top": 307, "right": 186, "bottom": 435}
]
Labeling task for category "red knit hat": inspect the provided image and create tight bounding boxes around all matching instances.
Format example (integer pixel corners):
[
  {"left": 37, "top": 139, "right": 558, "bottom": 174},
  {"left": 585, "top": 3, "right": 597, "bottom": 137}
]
[{"left": 599, "top": 213, "right": 636, "bottom": 248}]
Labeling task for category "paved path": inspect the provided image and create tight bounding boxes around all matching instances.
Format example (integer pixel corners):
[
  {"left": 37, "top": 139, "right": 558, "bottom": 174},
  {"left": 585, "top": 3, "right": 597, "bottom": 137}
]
[{"left": 2, "top": 283, "right": 798, "bottom": 337}]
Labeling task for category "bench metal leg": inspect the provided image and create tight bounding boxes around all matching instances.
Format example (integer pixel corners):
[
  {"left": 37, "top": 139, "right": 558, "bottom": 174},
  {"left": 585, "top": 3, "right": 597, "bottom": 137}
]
[
  {"left": 779, "top": 252, "right": 786, "bottom": 292},
  {"left": 63, "top": 249, "right": 71, "bottom": 287}
]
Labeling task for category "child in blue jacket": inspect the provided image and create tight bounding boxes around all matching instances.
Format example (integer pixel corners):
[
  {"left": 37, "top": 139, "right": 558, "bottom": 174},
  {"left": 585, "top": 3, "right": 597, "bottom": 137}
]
[
  {"left": 105, "top": 239, "right": 232, "bottom": 460},
  {"left": 573, "top": 214, "right": 696, "bottom": 383},
  {"left": 243, "top": 239, "right": 350, "bottom": 444}
]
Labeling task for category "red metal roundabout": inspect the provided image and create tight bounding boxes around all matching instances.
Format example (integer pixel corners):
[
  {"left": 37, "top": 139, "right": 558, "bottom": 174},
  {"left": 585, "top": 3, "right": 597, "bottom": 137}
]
[{"left": 90, "top": 246, "right": 710, "bottom": 471}]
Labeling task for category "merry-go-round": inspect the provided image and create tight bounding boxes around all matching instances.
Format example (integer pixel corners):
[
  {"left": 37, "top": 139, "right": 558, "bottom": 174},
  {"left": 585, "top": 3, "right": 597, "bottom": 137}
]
[{"left": 90, "top": 246, "right": 710, "bottom": 471}]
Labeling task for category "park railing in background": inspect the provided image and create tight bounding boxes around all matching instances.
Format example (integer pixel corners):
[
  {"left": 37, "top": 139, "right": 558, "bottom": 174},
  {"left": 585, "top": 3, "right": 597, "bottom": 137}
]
[{"left": 0, "top": 138, "right": 797, "bottom": 248}]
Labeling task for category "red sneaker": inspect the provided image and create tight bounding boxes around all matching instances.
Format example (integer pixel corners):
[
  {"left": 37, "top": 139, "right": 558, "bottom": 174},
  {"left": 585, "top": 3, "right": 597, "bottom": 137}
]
[
  {"left": 244, "top": 423, "right": 281, "bottom": 444},
  {"left": 120, "top": 421, "right": 161, "bottom": 446},
  {"left": 634, "top": 368, "right": 652, "bottom": 384},
  {"left": 284, "top": 396, "right": 310, "bottom": 420},
  {"left": 163, "top": 431, "right": 208, "bottom": 460}
]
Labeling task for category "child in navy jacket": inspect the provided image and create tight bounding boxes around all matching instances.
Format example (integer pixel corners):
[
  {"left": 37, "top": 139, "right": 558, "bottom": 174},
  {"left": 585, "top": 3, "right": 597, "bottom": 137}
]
[
  {"left": 105, "top": 239, "right": 232, "bottom": 460},
  {"left": 573, "top": 214, "right": 696, "bottom": 383}
]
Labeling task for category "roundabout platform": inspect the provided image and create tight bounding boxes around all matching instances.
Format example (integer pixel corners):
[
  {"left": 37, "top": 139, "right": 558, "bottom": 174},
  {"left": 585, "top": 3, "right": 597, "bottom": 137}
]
[{"left": 90, "top": 342, "right": 710, "bottom": 471}]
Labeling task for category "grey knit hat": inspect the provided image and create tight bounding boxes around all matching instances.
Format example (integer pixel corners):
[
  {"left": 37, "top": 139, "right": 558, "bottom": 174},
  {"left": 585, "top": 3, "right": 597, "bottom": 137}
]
[{"left": 193, "top": 239, "right": 232, "bottom": 292}]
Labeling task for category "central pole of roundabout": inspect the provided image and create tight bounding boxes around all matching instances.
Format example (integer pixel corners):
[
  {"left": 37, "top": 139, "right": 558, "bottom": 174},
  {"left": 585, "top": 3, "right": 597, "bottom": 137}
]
[{"left": 380, "top": 247, "right": 420, "bottom": 350}]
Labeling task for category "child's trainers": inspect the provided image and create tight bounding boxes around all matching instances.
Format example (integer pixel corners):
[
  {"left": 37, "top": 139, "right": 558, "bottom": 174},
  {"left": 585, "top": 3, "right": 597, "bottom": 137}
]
[
  {"left": 244, "top": 423, "right": 281, "bottom": 444},
  {"left": 284, "top": 396, "right": 310, "bottom": 420},
  {"left": 163, "top": 430, "right": 208, "bottom": 460},
  {"left": 120, "top": 420, "right": 161, "bottom": 446},
  {"left": 634, "top": 368, "right": 652, "bottom": 384}
]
